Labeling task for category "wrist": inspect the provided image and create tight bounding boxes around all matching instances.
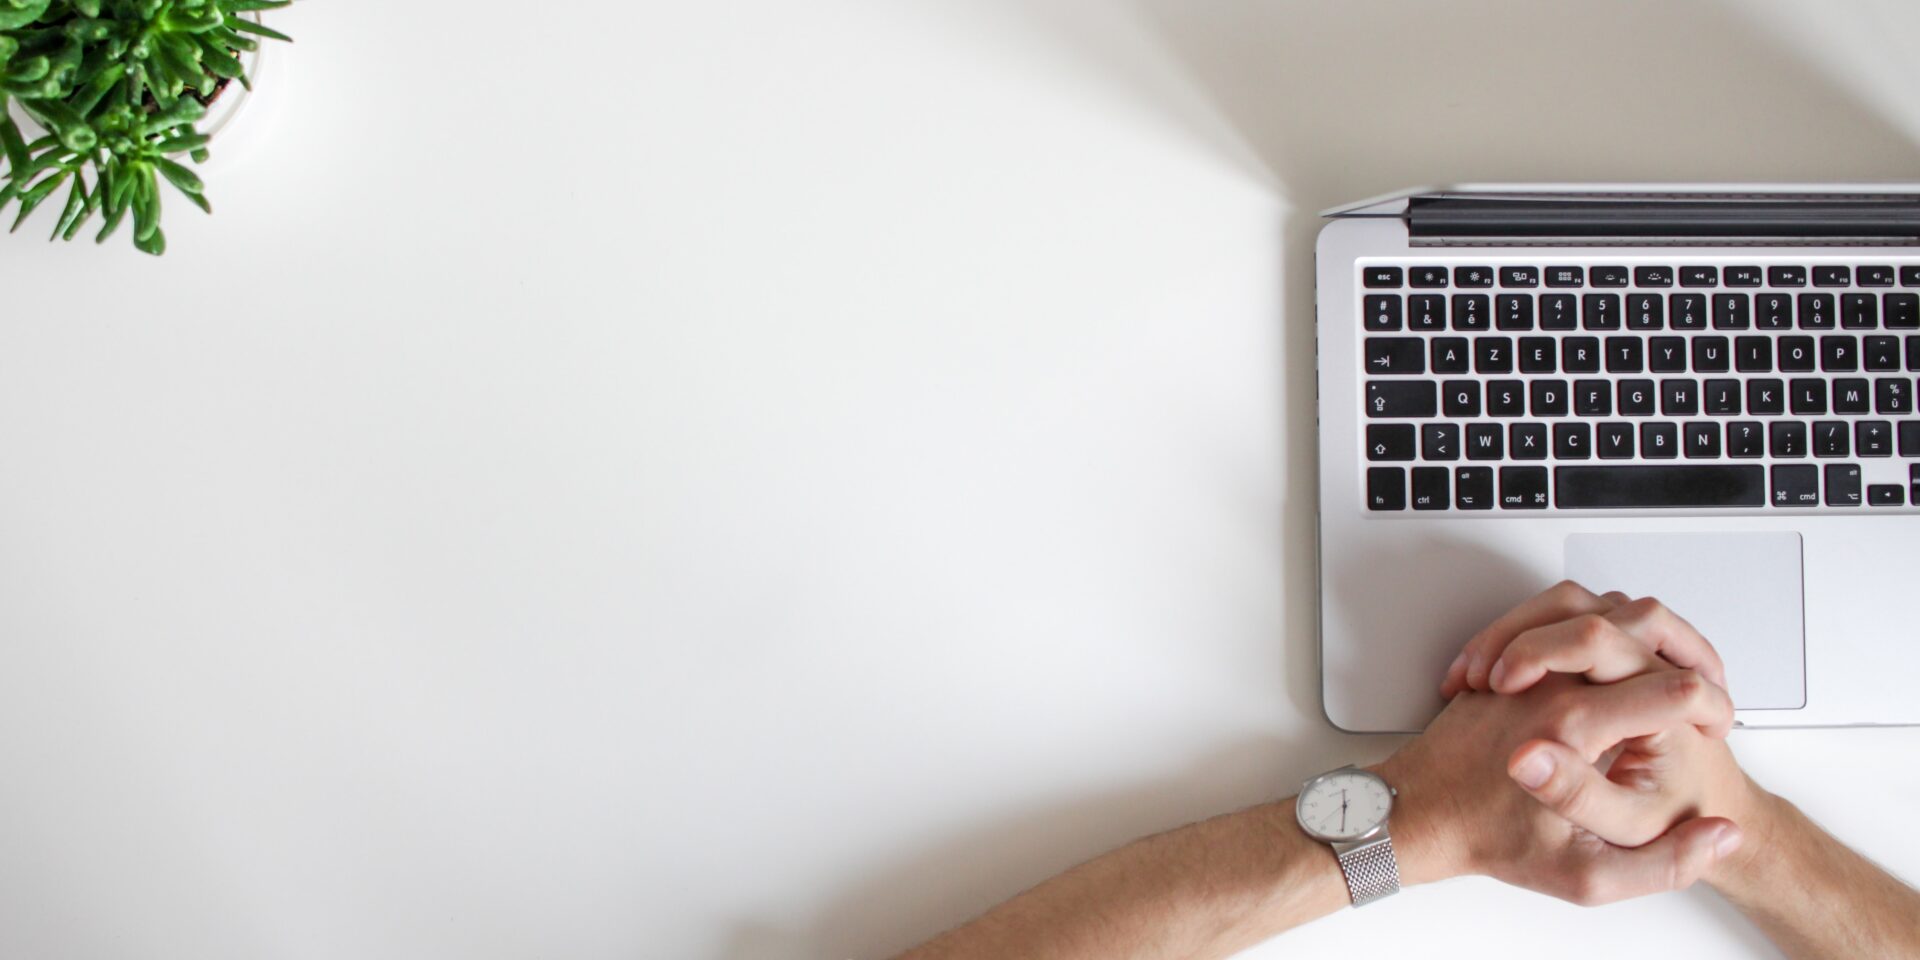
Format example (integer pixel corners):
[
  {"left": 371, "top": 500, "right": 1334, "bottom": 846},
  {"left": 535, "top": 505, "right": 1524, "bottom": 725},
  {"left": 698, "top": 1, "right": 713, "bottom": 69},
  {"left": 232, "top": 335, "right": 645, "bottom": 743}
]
[
  {"left": 1368, "top": 756, "right": 1469, "bottom": 886},
  {"left": 1706, "top": 779, "right": 1789, "bottom": 895}
]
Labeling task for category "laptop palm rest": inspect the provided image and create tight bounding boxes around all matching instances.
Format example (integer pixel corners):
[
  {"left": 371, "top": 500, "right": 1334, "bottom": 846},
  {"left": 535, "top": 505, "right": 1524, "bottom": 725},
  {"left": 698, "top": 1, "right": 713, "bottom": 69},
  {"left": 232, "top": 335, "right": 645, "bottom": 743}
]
[{"left": 1563, "top": 532, "right": 1806, "bottom": 711}]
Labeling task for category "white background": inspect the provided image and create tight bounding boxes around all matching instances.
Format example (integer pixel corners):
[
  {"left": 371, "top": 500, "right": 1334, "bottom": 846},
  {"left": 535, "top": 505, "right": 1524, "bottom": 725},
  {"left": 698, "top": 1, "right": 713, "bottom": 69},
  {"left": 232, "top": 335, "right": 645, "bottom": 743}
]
[{"left": 4, "top": 1, "right": 1920, "bottom": 958}]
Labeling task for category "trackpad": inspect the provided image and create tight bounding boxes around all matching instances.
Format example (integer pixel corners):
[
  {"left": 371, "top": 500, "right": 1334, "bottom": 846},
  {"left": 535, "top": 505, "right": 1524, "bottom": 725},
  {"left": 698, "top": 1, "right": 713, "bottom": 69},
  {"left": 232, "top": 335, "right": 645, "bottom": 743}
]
[{"left": 1564, "top": 533, "right": 1806, "bottom": 710}]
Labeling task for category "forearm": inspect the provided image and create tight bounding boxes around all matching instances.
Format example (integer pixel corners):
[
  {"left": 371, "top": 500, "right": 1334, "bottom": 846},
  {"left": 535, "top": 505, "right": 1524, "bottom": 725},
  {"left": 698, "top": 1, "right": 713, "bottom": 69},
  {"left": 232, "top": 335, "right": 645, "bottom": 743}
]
[
  {"left": 893, "top": 800, "right": 1346, "bottom": 960},
  {"left": 1710, "top": 789, "right": 1920, "bottom": 960}
]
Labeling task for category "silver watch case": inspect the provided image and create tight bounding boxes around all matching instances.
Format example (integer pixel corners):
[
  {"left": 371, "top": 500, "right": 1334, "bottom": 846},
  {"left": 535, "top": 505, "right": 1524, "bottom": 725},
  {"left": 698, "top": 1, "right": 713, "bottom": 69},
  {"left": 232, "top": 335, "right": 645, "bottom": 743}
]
[{"left": 1295, "top": 765, "right": 1398, "bottom": 850}]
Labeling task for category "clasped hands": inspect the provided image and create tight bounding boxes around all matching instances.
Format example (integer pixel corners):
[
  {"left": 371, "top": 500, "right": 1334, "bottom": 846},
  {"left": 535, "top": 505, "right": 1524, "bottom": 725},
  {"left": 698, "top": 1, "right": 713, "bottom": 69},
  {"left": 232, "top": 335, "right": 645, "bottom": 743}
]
[{"left": 1377, "top": 581, "right": 1772, "bottom": 905}]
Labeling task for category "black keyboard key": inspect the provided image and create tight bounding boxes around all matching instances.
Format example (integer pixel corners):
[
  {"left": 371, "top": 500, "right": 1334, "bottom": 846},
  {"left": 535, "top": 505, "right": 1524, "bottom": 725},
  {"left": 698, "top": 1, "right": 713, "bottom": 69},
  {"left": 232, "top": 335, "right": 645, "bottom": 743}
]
[
  {"left": 1771, "top": 421, "right": 1807, "bottom": 458},
  {"left": 1510, "top": 422, "right": 1548, "bottom": 460},
  {"left": 1771, "top": 464, "right": 1819, "bottom": 506},
  {"left": 1870, "top": 483, "right": 1904, "bottom": 506},
  {"left": 1669, "top": 294, "right": 1708, "bottom": 330},
  {"left": 1590, "top": 266, "right": 1629, "bottom": 287},
  {"left": 1367, "top": 381, "right": 1436, "bottom": 418},
  {"left": 1661, "top": 378, "right": 1699, "bottom": 416},
  {"left": 1367, "top": 467, "right": 1406, "bottom": 510},
  {"left": 1821, "top": 335, "right": 1859, "bottom": 372},
  {"left": 1431, "top": 337, "right": 1470, "bottom": 373},
  {"left": 1813, "top": 265, "right": 1851, "bottom": 287},
  {"left": 1691, "top": 336, "right": 1730, "bottom": 373},
  {"left": 1736, "top": 336, "right": 1773, "bottom": 373},
  {"left": 1857, "top": 420, "right": 1893, "bottom": 457},
  {"left": 1365, "top": 337, "right": 1425, "bottom": 374},
  {"left": 1364, "top": 267, "right": 1404, "bottom": 288},
  {"left": 1499, "top": 466, "right": 1550, "bottom": 509},
  {"left": 1452, "top": 294, "right": 1491, "bottom": 330},
  {"left": 1755, "top": 292, "right": 1794, "bottom": 330},
  {"left": 1712, "top": 293, "right": 1750, "bottom": 330},
  {"left": 1582, "top": 293, "right": 1621, "bottom": 330},
  {"left": 1598, "top": 422, "right": 1635, "bottom": 459},
  {"left": 1902, "top": 420, "right": 1920, "bottom": 456},
  {"left": 1412, "top": 466, "right": 1450, "bottom": 510},
  {"left": 1790, "top": 378, "right": 1828, "bottom": 415},
  {"left": 1409, "top": 266, "right": 1448, "bottom": 288},
  {"left": 1914, "top": 464, "right": 1920, "bottom": 505},
  {"left": 1408, "top": 295, "right": 1446, "bottom": 331},
  {"left": 1366, "top": 423, "right": 1416, "bottom": 460},
  {"left": 1634, "top": 266, "right": 1674, "bottom": 288},
  {"left": 1530, "top": 379, "right": 1568, "bottom": 417},
  {"left": 1747, "top": 378, "right": 1785, "bottom": 415},
  {"left": 1606, "top": 336, "right": 1645, "bottom": 373},
  {"left": 1680, "top": 266, "right": 1719, "bottom": 288},
  {"left": 1685, "top": 422, "right": 1722, "bottom": 459},
  {"left": 1486, "top": 380, "right": 1525, "bottom": 417},
  {"left": 1769, "top": 265, "right": 1808, "bottom": 287},
  {"left": 1500, "top": 266, "right": 1539, "bottom": 288},
  {"left": 1573, "top": 379, "right": 1612, "bottom": 416},
  {"left": 1519, "top": 337, "right": 1556, "bottom": 373},
  {"left": 1724, "top": 266, "right": 1764, "bottom": 287},
  {"left": 1866, "top": 335, "right": 1901, "bottom": 371},
  {"left": 1562, "top": 336, "right": 1601, "bottom": 373},
  {"left": 1556, "top": 464, "right": 1764, "bottom": 508},
  {"left": 1496, "top": 294, "right": 1535, "bottom": 330},
  {"left": 1466, "top": 423, "right": 1503, "bottom": 460},
  {"left": 1456, "top": 466, "right": 1494, "bottom": 509},
  {"left": 1363, "top": 295, "right": 1403, "bottom": 331},
  {"left": 1842, "top": 293, "right": 1879, "bottom": 329},
  {"left": 1442, "top": 380, "right": 1481, "bottom": 417},
  {"left": 1554, "top": 422, "right": 1592, "bottom": 460},
  {"left": 1539, "top": 294, "right": 1578, "bottom": 330},
  {"left": 1834, "top": 378, "right": 1869, "bottom": 414},
  {"left": 1544, "top": 266, "right": 1584, "bottom": 288},
  {"left": 1641, "top": 421, "right": 1679, "bottom": 459},
  {"left": 1858, "top": 265, "right": 1896, "bottom": 287},
  {"left": 1799, "top": 293, "right": 1836, "bottom": 329},
  {"left": 1887, "top": 294, "right": 1920, "bottom": 329},
  {"left": 1728, "top": 421, "right": 1765, "bottom": 458},
  {"left": 1705, "top": 379, "right": 1741, "bottom": 415},
  {"left": 1813, "top": 420, "right": 1850, "bottom": 458},
  {"left": 1474, "top": 336, "right": 1513, "bottom": 374},
  {"left": 1423, "top": 423, "right": 1460, "bottom": 461},
  {"left": 1453, "top": 266, "right": 1494, "bottom": 288},
  {"left": 1910, "top": 336, "right": 1920, "bottom": 372},
  {"left": 1825, "top": 463, "right": 1862, "bottom": 507},
  {"left": 1649, "top": 336, "right": 1688, "bottom": 372},
  {"left": 1876, "top": 377, "right": 1913, "bottom": 415},
  {"left": 1618, "top": 379, "right": 1657, "bottom": 416},
  {"left": 1627, "top": 294, "right": 1665, "bottom": 330},
  {"left": 1779, "top": 336, "right": 1816, "bottom": 372},
  {"left": 1903, "top": 266, "right": 1920, "bottom": 287}
]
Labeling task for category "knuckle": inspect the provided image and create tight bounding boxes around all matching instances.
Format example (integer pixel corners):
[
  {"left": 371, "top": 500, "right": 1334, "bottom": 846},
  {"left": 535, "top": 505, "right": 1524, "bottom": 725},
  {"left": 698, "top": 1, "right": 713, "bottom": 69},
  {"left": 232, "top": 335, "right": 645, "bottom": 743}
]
[
  {"left": 1570, "top": 614, "right": 1614, "bottom": 650},
  {"left": 1663, "top": 669, "right": 1707, "bottom": 705}
]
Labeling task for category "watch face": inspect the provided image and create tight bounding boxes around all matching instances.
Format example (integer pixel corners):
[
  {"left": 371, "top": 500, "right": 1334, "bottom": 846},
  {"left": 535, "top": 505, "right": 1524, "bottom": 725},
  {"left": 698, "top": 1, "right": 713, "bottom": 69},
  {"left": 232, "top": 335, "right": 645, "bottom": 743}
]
[{"left": 1297, "top": 769, "right": 1392, "bottom": 842}]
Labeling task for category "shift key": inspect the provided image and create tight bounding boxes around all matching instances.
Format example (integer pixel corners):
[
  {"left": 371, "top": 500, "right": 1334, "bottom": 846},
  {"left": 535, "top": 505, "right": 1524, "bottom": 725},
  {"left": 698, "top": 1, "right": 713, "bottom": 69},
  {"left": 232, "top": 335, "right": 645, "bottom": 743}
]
[{"left": 1366, "top": 381, "right": 1437, "bottom": 418}]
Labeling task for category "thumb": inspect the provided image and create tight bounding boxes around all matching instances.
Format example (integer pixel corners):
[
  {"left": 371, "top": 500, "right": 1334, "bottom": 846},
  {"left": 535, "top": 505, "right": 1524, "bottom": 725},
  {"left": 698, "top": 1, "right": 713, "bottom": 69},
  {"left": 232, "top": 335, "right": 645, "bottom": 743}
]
[
  {"left": 1562, "top": 816, "right": 1744, "bottom": 906},
  {"left": 1508, "top": 739, "right": 1665, "bottom": 846}
]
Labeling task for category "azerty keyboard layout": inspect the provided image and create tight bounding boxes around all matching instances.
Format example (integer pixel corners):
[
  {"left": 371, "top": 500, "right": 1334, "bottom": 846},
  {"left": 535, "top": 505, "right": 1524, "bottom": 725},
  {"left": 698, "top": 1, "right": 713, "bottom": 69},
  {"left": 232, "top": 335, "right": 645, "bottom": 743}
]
[{"left": 1359, "top": 262, "right": 1920, "bottom": 513}]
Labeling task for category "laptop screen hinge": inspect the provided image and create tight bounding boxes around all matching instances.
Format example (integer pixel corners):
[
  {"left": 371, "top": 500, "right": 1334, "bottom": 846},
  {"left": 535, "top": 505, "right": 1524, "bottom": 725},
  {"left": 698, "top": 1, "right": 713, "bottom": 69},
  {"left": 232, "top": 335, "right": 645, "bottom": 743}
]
[{"left": 1405, "top": 193, "right": 1920, "bottom": 246}]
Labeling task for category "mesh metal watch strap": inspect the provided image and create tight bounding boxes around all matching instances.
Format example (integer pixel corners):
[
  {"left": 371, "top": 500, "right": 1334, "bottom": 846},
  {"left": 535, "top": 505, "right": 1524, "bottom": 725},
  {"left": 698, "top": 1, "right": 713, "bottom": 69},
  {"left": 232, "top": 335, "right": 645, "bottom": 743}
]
[{"left": 1336, "top": 838, "right": 1401, "bottom": 906}]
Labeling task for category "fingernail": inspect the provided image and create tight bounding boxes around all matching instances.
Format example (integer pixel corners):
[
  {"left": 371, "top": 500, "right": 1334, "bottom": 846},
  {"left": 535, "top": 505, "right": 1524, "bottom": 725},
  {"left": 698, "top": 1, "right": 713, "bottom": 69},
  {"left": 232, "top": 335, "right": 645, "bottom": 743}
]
[
  {"left": 1447, "top": 651, "right": 1467, "bottom": 677},
  {"left": 1511, "top": 749, "right": 1554, "bottom": 789},
  {"left": 1465, "top": 652, "right": 1486, "bottom": 685},
  {"left": 1713, "top": 825, "right": 1744, "bottom": 860},
  {"left": 1489, "top": 659, "right": 1508, "bottom": 690}
]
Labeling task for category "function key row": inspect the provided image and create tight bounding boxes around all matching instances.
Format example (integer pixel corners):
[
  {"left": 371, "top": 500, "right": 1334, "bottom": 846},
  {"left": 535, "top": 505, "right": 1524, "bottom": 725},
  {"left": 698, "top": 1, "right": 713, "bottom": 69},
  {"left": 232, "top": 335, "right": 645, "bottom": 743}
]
[
  {"left": 1363, "top": 264, "right": 1920, "bottom": 290},
  {"left": 1363, "top": 291, "right": 1920, "bottom": 332}
]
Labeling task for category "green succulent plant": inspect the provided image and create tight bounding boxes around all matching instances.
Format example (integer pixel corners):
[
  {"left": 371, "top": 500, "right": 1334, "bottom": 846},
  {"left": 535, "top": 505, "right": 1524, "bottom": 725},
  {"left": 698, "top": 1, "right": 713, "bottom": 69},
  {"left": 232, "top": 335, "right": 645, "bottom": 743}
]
[{"left": 0, "top": 0, "right": 290, "bottom": 255}]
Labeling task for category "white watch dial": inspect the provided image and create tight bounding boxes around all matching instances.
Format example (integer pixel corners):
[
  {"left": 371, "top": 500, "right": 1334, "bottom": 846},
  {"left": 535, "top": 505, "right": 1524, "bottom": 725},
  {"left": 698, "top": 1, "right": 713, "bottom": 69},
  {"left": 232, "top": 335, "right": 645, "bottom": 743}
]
[{"left": 1297, "top": 769, "right": 1392, "bottom": 841}]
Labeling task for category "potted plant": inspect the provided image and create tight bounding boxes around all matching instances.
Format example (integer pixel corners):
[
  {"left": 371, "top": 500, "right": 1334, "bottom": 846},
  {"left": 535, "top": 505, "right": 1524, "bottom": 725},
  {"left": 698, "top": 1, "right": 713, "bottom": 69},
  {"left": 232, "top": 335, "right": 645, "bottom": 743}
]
[{"left": 0, "top": 0, "right": 290, "bottom": 255}]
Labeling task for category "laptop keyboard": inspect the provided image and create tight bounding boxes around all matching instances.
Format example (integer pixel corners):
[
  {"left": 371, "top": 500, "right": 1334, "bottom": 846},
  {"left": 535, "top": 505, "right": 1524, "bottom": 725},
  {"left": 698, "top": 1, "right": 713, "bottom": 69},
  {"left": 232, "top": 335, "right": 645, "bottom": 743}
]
[{"left": 1358, "top": 261, "right": 1920, "bottom": 512}]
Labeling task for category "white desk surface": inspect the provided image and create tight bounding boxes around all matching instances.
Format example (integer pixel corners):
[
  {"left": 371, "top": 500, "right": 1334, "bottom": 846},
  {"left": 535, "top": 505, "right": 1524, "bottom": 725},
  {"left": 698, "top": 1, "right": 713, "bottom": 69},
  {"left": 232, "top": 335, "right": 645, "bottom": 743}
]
[{"left": 5, "top": 2, "right": 1920, "bottom": 958}]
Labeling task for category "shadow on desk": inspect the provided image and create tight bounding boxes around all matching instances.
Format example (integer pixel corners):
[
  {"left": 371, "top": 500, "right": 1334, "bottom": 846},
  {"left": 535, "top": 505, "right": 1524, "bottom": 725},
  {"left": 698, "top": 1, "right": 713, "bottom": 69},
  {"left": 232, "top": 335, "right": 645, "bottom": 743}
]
[{"left": 728, "top": 0, "right": 1920, "bottom": 955}]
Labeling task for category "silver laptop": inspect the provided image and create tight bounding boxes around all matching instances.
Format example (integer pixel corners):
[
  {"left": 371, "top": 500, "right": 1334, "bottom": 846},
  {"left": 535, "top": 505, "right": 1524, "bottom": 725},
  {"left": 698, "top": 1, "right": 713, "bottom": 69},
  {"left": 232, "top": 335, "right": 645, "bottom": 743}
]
[{"left": 1315, "top": 185, "right": 1920, "bottom": 731}]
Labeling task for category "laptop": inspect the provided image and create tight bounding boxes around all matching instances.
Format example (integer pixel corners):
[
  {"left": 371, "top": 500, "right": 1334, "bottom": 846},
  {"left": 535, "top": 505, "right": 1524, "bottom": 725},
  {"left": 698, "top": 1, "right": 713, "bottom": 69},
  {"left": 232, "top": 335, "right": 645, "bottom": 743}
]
[{"left": 1315, "top": 185, "right": 1920, "bottom": 731}]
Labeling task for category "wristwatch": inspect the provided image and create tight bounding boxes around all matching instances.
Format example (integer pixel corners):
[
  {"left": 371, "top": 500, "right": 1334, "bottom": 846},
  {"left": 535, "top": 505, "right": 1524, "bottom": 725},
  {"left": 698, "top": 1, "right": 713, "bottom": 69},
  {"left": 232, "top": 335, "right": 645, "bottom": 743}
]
[{"left": 1295, "top": 765, "right": 1401, "bottom": 907}]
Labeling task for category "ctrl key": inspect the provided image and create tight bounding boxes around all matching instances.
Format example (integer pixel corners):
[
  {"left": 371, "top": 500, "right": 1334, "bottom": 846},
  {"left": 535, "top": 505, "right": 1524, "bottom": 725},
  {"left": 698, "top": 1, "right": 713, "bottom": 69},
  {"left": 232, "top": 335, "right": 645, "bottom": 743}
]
[
  {"left": 1368, "top": 467, "right": 1406, "bottom": 511},
  {"left": 1499, "top": 466, "right": 1549, "bottom": 509},
  {"left": 1770, "top": 465, "right": 1819, "bottom": 507}
]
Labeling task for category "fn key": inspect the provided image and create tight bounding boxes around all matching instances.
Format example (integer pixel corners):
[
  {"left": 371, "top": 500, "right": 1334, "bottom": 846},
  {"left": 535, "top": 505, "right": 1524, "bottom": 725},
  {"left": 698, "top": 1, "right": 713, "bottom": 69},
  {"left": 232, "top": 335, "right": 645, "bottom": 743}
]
[{"left": 1368, "top": 467, "right": 1405, "bottom": 511}]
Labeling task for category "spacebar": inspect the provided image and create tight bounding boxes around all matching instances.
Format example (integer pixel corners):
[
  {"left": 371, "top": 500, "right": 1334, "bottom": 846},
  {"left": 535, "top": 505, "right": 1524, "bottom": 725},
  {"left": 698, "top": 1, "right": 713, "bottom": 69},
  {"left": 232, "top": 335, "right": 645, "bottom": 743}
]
[{"left": 1554, "top": 465, "right": 1766, "bottom": 508}]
